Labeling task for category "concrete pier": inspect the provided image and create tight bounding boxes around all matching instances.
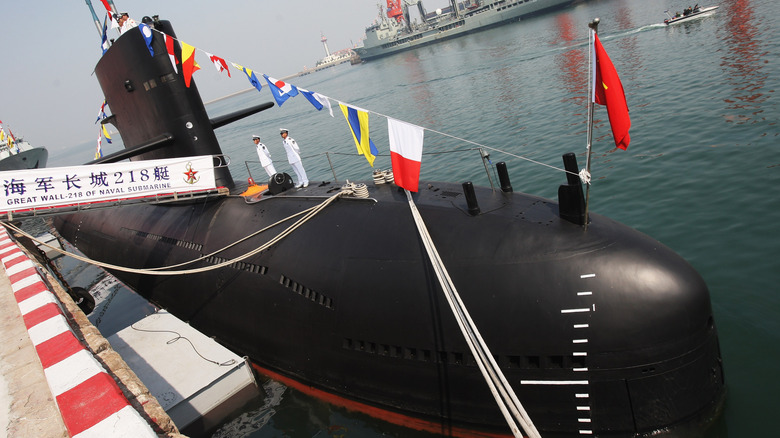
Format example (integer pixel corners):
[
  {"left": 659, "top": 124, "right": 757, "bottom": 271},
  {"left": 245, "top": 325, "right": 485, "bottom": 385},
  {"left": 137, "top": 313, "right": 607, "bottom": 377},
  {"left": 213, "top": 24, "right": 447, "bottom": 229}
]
[
  {"left": 0, "top": 226, "right": 185, "bottom": 438},
  {"left": 0, "top": 263, "right": 67, "bottom": 438}
]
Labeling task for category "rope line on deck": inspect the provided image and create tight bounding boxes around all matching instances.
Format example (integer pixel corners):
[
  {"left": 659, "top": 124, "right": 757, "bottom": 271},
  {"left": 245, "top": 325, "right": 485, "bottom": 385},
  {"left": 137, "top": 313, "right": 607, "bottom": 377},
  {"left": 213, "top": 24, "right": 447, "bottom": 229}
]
[
  {"left": 403, "top": 189, "right": 541, "bottom": 438},
  {"left": 1, "top": 189, "right": 352, "bottom": 276}
]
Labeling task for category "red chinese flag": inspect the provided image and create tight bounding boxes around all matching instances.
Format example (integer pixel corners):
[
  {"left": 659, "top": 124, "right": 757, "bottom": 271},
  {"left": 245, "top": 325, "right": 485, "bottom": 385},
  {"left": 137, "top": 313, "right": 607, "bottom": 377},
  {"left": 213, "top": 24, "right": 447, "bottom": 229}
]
[{"left": 593, "top": 33, "right": 631, "bottom": 150}]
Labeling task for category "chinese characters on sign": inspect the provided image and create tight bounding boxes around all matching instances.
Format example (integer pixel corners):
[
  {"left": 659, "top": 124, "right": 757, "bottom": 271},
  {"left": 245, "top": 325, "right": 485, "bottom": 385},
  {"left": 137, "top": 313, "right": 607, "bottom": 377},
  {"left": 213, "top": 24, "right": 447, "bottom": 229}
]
[{"left": 0, "top": 156, "right": 217, "bottom": 214}]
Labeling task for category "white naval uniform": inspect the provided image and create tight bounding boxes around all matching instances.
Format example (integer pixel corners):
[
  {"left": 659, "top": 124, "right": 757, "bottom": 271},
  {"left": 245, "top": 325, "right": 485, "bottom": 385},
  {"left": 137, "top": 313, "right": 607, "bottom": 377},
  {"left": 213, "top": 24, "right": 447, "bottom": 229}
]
[
  {"left": 255, "top": 141, "right": 276, "bottom": 178},
  {"left": 119, "top": 18, "right": 138, "bottom": 35},
  {"left": 282, "top": 136, "right": 308, "bottom": 187}
]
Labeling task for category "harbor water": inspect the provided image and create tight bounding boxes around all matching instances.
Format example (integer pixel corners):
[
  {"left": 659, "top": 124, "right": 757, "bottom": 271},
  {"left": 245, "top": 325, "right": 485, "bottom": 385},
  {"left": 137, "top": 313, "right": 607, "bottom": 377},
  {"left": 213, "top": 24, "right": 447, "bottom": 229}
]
[{"left": 42, "top": 0, "right": 778, "bottom": 436}]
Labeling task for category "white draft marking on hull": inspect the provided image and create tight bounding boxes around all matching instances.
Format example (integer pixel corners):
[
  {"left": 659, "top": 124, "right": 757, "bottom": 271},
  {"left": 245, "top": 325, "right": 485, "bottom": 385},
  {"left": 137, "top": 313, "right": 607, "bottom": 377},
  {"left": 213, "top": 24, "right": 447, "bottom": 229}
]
[
  {"left": 520, "top": 380, "right": 589, "bottom": 385},
  {"left": 561, "top": 307, "right": 591, "bottom": 314}
]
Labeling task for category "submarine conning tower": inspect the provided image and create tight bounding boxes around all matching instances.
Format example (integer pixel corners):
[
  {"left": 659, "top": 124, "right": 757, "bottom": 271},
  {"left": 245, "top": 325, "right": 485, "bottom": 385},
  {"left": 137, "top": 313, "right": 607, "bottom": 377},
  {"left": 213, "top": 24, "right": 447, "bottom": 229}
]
[{"left": 94, "top": 18, "right": 272, "bottom": 189}]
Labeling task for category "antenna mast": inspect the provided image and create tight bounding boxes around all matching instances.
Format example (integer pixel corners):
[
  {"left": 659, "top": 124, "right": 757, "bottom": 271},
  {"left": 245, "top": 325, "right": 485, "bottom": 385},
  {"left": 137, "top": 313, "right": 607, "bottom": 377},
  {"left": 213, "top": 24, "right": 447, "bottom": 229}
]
[{"left": 84, "top": 0, "right": 119, "bottom": 36}]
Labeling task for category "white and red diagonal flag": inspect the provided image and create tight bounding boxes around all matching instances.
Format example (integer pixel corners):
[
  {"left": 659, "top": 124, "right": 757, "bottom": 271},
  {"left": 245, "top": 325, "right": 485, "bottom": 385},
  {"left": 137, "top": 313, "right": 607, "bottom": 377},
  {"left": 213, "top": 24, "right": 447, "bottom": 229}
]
[{"left": 164, "top": 34, "right": 178, "bottom": 73}]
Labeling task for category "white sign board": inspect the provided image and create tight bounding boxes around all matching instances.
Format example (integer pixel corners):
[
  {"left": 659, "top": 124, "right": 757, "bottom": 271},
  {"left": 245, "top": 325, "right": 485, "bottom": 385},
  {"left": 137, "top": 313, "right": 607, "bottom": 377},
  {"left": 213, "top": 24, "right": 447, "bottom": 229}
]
[{"left": 0, "top": 155, "right": 217, "bottom": 214}]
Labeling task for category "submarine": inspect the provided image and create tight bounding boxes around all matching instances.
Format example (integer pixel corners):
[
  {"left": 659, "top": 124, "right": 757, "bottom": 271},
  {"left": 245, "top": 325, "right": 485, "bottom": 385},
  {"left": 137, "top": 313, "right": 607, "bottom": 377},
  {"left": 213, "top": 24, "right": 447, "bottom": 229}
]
[{"left": 52, "top": 16, "right": 725, "bottom": 437}]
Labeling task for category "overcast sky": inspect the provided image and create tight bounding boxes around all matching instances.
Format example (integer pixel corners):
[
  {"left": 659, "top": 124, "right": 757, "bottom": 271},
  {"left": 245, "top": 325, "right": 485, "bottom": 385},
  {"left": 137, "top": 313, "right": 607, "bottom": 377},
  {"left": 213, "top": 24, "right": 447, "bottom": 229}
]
[{"left": 0, "top": 0, "right": 452, "bottom": 156}]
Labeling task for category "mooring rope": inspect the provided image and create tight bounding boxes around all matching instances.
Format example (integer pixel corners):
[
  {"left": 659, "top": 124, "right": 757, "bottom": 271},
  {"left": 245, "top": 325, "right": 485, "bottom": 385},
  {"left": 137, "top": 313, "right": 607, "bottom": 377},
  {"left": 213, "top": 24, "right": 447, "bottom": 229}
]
[
  {"left": 404, "top": 189, "right": 541, "bottom": 438},
  {"left": 5, "top": 175, "right": 543, "bottom": 435},
  {"left": 1, "top": 189, "right": 352, "bottom": 276}
]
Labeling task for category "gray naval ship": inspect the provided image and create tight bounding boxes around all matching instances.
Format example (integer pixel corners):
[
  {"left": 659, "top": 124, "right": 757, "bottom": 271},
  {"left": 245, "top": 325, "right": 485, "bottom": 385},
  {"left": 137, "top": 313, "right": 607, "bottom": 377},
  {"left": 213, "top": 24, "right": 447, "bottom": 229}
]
[
  {"left": 354, "top": 0, "right": 573, "bottom": 61},
  {"left": 0, "top": 137, "right": 48, "bottom": 171}
]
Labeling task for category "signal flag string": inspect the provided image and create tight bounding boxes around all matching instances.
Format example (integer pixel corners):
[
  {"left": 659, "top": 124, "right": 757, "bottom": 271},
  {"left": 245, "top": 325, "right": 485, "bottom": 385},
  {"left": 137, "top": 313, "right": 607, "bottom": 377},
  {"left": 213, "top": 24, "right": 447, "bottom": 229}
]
[{"left": 106, "top": 21, "right": 584, "bottom": 183}]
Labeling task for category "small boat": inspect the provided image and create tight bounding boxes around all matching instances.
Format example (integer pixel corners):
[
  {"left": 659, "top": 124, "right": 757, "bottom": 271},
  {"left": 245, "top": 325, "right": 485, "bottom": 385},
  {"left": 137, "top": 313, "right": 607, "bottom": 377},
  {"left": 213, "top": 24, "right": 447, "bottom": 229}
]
[
  {"left": 664, "top": 4, "right": 719, "bottom": 25},
  {"left": 0, "top": 134, "right": 48, "bottom": 171}
]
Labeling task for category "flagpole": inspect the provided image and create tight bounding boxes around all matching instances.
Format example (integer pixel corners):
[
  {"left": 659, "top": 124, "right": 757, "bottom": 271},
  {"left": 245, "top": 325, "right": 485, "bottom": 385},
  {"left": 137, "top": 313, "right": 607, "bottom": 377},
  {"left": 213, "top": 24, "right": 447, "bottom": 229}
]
[
  {"left": 583, "top": 17, "right": 599, "bottom": 230},
  {"left": 85, "top": 0, "right": 103, "bottom": 36}
]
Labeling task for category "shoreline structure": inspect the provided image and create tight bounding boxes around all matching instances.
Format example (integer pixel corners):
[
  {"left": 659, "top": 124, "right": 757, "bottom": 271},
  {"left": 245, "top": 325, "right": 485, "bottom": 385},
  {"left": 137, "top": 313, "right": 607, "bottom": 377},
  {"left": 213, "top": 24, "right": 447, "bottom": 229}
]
[{"left": 0, "top": 225, "right": 185, "bottom": 438}]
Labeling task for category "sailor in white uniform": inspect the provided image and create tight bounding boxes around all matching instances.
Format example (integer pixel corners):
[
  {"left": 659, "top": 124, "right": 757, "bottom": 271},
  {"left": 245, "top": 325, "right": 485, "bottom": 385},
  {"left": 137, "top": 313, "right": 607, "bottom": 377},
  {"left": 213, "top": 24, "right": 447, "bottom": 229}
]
[
  {"left": 116, "top": 12, "right": 138, "bottom": 35},
  {"left": 280, "top": 128, "right": 308, "bottom": 188},
  {"left": 252, "top": 135, "right": 276, "bottom": 178}
]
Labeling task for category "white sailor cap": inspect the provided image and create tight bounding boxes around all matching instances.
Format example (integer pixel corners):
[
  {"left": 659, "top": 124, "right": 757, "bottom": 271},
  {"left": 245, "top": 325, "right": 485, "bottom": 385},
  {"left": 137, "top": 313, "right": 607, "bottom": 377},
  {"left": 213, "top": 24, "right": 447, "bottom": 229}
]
[
  {"left": 279, "top": 128, "right": 288, "bottom": 134},
  {"left": 251, "top": 134, "right": 261, "bottom": 140}
]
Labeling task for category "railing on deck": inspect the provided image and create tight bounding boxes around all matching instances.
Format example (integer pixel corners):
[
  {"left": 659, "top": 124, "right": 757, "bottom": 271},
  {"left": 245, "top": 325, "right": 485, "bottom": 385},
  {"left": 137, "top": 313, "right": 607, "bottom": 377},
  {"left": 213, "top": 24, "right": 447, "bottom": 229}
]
[{"left": 243, "top": 147, "right": 499, "bottom": 190}]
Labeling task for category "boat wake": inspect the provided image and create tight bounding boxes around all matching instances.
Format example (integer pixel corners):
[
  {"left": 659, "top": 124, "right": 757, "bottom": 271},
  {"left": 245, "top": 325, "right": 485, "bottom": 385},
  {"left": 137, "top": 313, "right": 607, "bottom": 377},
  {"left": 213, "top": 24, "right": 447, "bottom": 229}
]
[
  {"left": 597, "top": 23, "right": 667, "bottom": 43},
  {"left": 637, "top": 23, "right": 667, "bottom": 32},
  {"left": 535, "top": 22, "right": 667, "bottom": 62}
]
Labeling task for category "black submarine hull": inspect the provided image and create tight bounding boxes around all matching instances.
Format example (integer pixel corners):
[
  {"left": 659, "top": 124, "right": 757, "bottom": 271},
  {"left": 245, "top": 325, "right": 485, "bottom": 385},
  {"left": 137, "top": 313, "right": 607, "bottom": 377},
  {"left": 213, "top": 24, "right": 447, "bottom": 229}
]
[
  {"left": 55, "top": 182, "right": 724, "bottom": 436},
  {"left": 52, "top": 19, "right": 724, "bottom": 436}
]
